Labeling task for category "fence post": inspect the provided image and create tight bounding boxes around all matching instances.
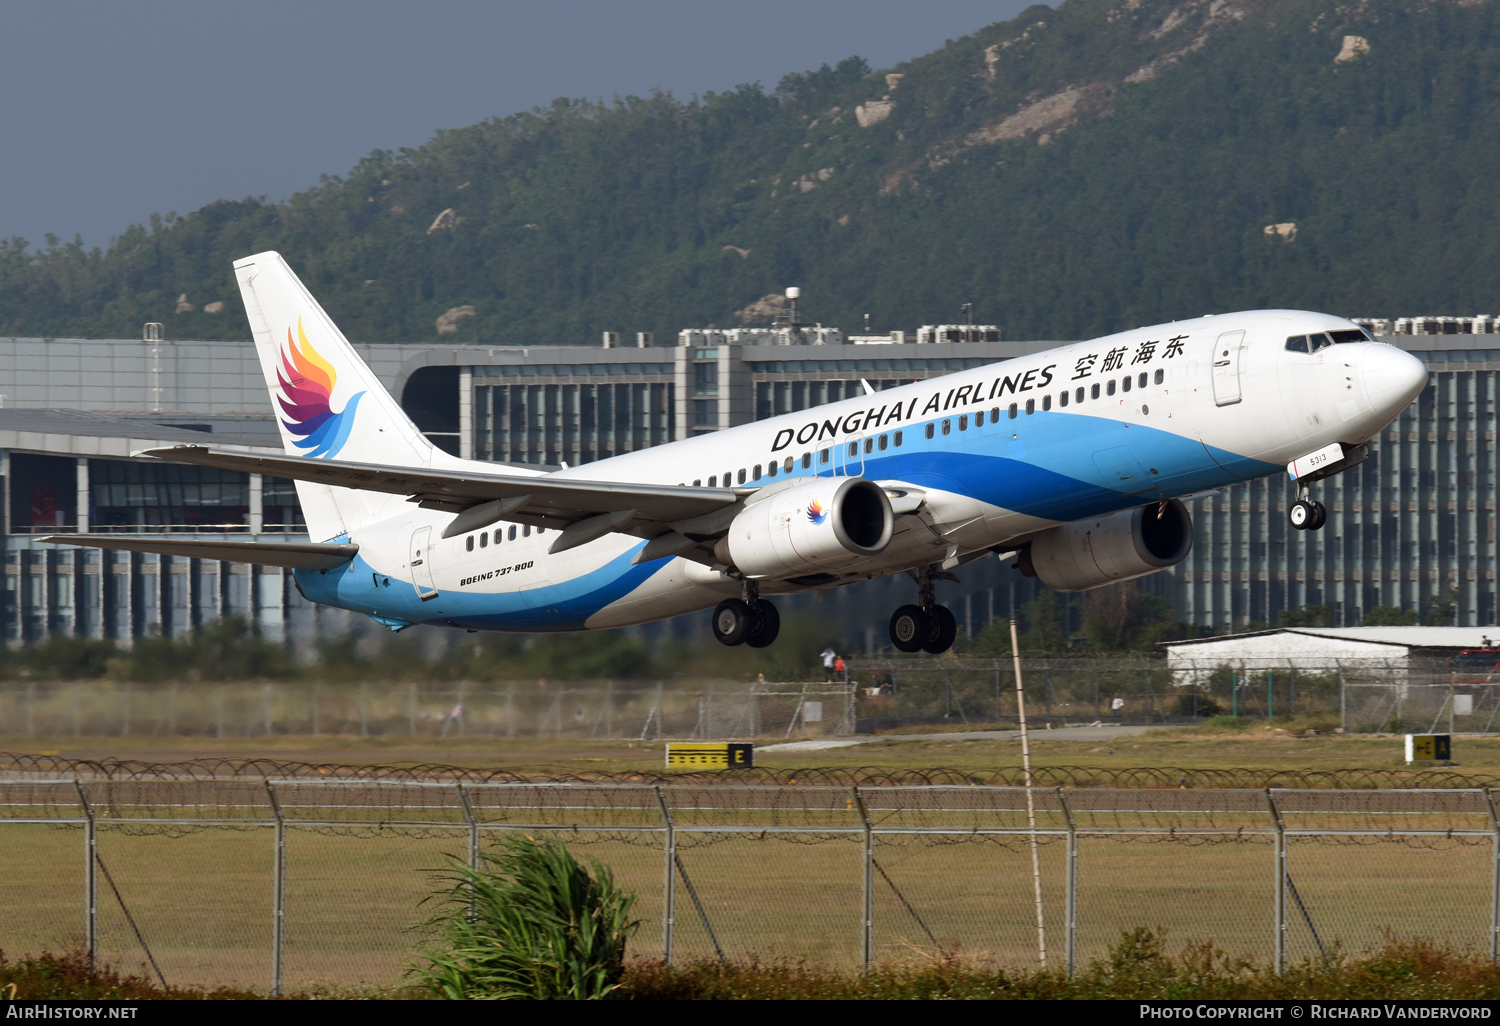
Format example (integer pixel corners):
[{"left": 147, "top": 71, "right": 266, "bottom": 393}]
[
  {"left": 1266, "top": 788, "right": 1286, "bottom": 973},
  {"left": 654, "top": 786, "right": 676, "bottom": 965},
  {"left": 456, "top": 784, "right": 478, "bottom": 873},
  {"left": 73, "top": 781, "right": 96, "bottom": 971},
  {"left": 1486, "top": 789, "right": 1500, "bottom": 962},
  {"left": 852, "top": 786, "right": 873, "bottom": 968},
  {"left": 1337, "top": 661, "right": 1346, "bottom": 733},
  {"left": 264, "top": 781, "right": 285, "bottom": 997},
  {"left": 1057, "top": 787, "right": 1077, "bottom": 977}
]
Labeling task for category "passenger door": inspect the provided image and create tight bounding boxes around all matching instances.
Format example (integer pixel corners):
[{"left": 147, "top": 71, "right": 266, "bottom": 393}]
[
  {"left": 836, "top": 436, "right": 864, "bottom": 477},
  {"left": 409, "top": 526, "right": 439, "bottom": 602},
  {"left": 1211, "top": 330, "right": 1246, "bottom": 406}
]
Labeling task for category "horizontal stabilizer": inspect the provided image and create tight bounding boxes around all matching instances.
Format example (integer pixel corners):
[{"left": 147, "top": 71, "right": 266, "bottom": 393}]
[{"left": 40, "top": 535, "right": 359, "bottom": 570}]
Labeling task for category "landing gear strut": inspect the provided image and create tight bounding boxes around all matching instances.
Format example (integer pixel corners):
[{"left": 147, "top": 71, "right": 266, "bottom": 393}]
[
  {"left": 1289, "top": 483, "right": 1326, "bottom": 531},
  {"left": 711, "top": 580, "right": 780, "bottom": 648},
  {"left": 889, "top": 563, "right": 958, "bottom": 654}
]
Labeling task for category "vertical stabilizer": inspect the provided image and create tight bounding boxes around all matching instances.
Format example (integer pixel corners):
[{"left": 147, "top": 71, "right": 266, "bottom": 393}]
[{"left": 234, "top": 251, "right": 436, "bottom": 539}]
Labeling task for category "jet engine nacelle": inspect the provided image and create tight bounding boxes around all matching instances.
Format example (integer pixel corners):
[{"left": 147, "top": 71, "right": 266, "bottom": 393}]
[
  {"left": 719, "top": 477, "right": 894, "bottom": 580},
  {"left": 1021, "top": 499, "right": 1193, "bottom": 593}
]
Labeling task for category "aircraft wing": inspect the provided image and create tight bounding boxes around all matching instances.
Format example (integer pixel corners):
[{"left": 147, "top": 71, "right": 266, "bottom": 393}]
[
  {"left": 133, "top": 445, "right": 740, "bottom": 538},
  {"left": 39, "top": 536, "right": 359, "bottom": 570}
]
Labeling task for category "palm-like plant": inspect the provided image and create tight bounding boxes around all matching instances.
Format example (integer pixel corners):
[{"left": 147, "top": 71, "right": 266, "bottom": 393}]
[{"left": 414, "top": 835, "right": 640, "bottom": 1000}]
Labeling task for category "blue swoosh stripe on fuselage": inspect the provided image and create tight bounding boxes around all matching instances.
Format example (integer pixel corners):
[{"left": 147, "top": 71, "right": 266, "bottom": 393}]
[
  {"left": 298, "top": 411, "right": 1277, "bottom": 632},
  {"left": 294, "top": 543, "right": 673, "bottom": 631},
  {"left": 829, "top": 411, "right": 1276, "bottom": 521}
]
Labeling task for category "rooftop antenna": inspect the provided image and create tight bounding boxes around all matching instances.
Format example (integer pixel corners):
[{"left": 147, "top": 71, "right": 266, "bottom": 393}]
[
  {"left": 864, "top": 312, "right": 871, "bottom": 334},
  {"left": 960, "top": 302, "right": 973, "bottom": 326}
]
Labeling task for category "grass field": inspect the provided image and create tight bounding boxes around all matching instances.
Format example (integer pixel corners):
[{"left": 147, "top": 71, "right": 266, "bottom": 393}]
[
  {"left": 7, "top": 716, "right": 1500, "bottom": 777},
  {"left": 3, "top": 721, "right": 1497, "bottom": 993}
]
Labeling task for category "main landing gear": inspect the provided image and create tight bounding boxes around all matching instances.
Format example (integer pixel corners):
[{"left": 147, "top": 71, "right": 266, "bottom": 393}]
[
  {"left": 712, "top": 581, "right": 781, "bottom": 648},
  {"left": 888, "top": 564, "right": 958, "bottom": 655},
  {"left": 1289, "top": 485, "right": 1327, "bottom": 532}
]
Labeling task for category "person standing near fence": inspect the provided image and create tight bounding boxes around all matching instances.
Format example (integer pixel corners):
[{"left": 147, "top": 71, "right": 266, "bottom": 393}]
[
  {"left": 821, "top": 647, "right": 837, "bottom": 682},
  {"left": 1111, "top": 693, "right": 1125, "bottom": 720},
  {"left": 835, "top": 656, "right": 848, "bottom": 683}
]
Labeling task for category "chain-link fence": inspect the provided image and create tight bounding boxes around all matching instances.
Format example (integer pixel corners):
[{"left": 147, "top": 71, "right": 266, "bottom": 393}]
[
  {"left": 2, "top": 779, "right": 1496, "bottom": 993},
  {"left": 5, "top": 659, "right": 1500, "bottom": 738},
  {"left": 0, "top": 681, "right": 858, "bottom": 740}
]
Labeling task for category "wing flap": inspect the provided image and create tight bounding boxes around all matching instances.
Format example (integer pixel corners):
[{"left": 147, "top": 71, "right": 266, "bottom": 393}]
[
  {"left": 135, "top": 446, "right": 736, "bottom": 525},
  {"left": 40, "top": 535, "right": 359, "bottom": 570}
]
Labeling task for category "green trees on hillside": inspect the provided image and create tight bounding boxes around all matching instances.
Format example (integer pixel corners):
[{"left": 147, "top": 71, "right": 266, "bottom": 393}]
[{"left": 5, "top": 0, "right": 1500, "bottom": 345}]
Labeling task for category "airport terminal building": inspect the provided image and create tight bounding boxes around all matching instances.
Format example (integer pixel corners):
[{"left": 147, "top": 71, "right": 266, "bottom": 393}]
[{"left": 0, "top": 326, "right": 1492, "bottom": 647}]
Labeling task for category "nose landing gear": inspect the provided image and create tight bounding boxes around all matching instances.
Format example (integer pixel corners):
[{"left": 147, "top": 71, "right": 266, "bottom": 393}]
[
  {"left": 889, "top": 564, "right": 958, "bottom": 654},
  {"left": 711, "top": 581, "right": 781, "bottom": 647},
  {"left": 1289, "top": 486, "right": 1327, "bottom": 531}
]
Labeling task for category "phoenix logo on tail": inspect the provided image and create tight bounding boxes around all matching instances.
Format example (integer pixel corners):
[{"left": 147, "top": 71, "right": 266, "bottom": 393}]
[
  {"left": 806, "top": 499, "right": 827, "bottom": 525},
  {"left": 277, "top": 319, "right": 365, "bottom": 458}
]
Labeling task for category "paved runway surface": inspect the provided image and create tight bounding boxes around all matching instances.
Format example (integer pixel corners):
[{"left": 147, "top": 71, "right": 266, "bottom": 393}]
[{"left": 758, "top": 723, "right": 1172, "bottom": 753}]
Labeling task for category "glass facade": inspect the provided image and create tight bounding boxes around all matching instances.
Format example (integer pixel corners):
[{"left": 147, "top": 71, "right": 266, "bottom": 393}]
[{"left": 1168, "top": 363, "right": 1497, "bottom": 628}]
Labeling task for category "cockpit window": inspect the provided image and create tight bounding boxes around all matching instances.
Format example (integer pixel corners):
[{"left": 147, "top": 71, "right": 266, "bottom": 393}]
[
  {"left": 1329, "top": 329, "right": 1372, "bottom": 344},
  {"left": 1306, "top": 332, "right": 1333, "bottom": 351},
  {"left": 1285, "top": 335, "right": 1309, "bottom": 354}
]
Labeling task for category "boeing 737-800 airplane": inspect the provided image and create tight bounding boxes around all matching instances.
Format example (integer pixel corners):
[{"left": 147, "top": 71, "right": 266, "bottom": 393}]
[{"left": 47, "top": 252, "right": 1428, "bottom": 653}]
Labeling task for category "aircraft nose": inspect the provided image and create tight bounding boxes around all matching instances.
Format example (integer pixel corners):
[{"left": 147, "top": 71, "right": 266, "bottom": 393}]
[{"left": 1361, "top": 343, "right": 1428, "bottom": 413}]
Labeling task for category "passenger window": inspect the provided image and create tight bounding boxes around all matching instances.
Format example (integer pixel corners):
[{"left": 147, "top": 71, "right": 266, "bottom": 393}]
[
  {"left": 925, "top": 423, "right": 935, "bottom": 439},
  {"left": 1285, "top": 335, "right": 1309, "bottom": 354},
  {"left": 894, "top": 431, "right": 903, "bottom": 447},
  {"left": 1138, "top": 372, "right": 1147, "bottom": 388},
  {"left": 958, "top": 415, "right": 968, "bottom": 431},
  {"left": 1154, "top": 369, "right": 1164, "bottom": 385},
  {"left": 1122, "top": 376, "right": 1132, "bottom": 393},
  {"left": 785, "top": 456, "right": 794, "bottom": 472},
  {"left": 1008, "top": 403, "right": 1018, "bottom": 419},
  {"left": 494, "top": 529, "right": 501, "bottom": 545},
  {"left": 802, "top": 453, "right": 811, "bottom": 469},
  {"left": 1042, "top": 394, "right": 1052, "bottom": 411},
  {"left": 941, "top": 419, "right": 951, "bottom": 435},
  {"left": 693, "top": 479, "right": 701, "bottom": 486},
  {"left": 480, "top": 533, "right": 488, "bottom": 548},
  {"left": 863, "top": 438, "right": 873, "bottom": 454},
  {"left": 1107, "top": 380, "right": 1116, "bottom": 396},
  {"left": 508, "top": 525, "right": 517, "bottom": 541},
  {"left": 1078, "top": 387, "right": 1087, "bottom": 403},
  {"left": 991, "top": 406, "right": 1000, "bottom": 422},
  {"left": 1025, "top": 399, "right": 1035, "bottom": 414},
  {"left": 524, "top": 525, "right": 531, "bottom": 537},
  {"left": 752, "top": 465, "right": 762, "bottom": 481},
  {"left": 767, "top": 461, "right": 777, "bottom": 478},
  {"left": 1090, "top": 384, "right": 1100, "bottom": 400},
  {"left": 878, "top": 434, "right": 888, "bottom": 450},
  {"left": 466, "top": 536, "right": 474, "bottom": 552},
  {"left": 738, "top": 469, "right": 747, "bottom": 484},
  {"left": 708, "top": 475, "right": 717, "bottom": 487},
  {"left": 819, "top": 449, "right": 830, "bottom": 464},
  {"left": 848, "top": 442, "right": 858, "bottom": 457},
  {"left": 1059, "top": 390, "right": 1069, "bottom": 408},
  {"left": 538, "top": 527, "right": 545, "bottom": 535}
]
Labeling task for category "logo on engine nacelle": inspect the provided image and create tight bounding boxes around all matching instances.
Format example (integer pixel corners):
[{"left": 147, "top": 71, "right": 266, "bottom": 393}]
[{"left": 806, "top": 499, "right": 828, "bottom": 525}]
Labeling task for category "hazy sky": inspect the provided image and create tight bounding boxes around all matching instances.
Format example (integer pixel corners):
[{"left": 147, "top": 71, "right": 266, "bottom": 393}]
[{"left": 0, "top": 1, "right": 1037, "bottom": 249}]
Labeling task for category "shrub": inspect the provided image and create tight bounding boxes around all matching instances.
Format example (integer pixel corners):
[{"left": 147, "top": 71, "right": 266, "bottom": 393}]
[{"left": 414, "top": 836, "right": 639, "bottom": 1000}]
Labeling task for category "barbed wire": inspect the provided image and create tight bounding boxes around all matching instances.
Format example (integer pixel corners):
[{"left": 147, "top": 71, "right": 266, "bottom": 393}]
[{"left": 3, "top": 752, "right": 1499, "bottom": 790}]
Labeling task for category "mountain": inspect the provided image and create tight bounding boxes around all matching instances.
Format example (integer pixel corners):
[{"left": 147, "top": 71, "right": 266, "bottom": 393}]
[{"left": 4, "top": 0, "right": 1500, "bottom": 346}]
